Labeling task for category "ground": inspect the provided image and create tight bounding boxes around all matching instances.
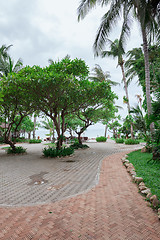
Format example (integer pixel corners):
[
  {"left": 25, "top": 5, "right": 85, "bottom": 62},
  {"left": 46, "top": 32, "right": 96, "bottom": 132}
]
[{"left": 0, "top": 140, "right": 160, "bottom": 239}]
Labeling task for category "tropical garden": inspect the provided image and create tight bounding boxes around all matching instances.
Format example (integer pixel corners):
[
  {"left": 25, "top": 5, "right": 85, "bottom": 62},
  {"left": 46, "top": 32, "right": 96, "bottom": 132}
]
[
  {"left": 0, "top": 0, "right": 159, "bottom": 208},
  {"left": 78, "top": 0, "right": 160, "bottom": 205},
  {"left": 0, "top": 1, "right": 159, "bottom": 159}
]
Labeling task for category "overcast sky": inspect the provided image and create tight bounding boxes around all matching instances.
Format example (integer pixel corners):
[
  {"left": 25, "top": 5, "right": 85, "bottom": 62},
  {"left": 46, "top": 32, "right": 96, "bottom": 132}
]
[{"left": 0, "top": 0, "right": 144, "bottom": 127}]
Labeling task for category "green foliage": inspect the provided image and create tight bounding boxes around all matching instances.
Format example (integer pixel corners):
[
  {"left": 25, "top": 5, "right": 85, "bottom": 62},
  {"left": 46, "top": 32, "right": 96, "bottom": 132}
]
[
  {"left": 71, "top": 138, "right": 79, "bottom": 144},
  {"left": 13, "top": 137, "right": 28, "bottom": 143},
  {"left": 96, "top": 136, "right": 107, "bottom": 142},
  {"left": 7, "top": 146, "right": 26, "bottom": 154},
  {"left": 152, "top": 145, "right": 160, "bottom": 161},
  {"left": 0, "top": 136, "right": 4, "bottom": 143},
  {"left": 43, "top": 146, "right": 74, "bottom": 158},
  {"left": 125, "top": 139, "right": 140, "bottom": 145},
  {"left": 127, "top": 150, "right": 160, "bottom": 201},
  {"left": 125, "top": 44, "right": 160, "bottom": 96},
  {"left": 29, "top": 139, "right": 42, "bottom": 144},
  {"left": 115, "top": 138, "right": 124, "bottom": 143},
  {"left": 123, "top": 96, "right": 128, "bottom": 103},
  {"left": 70, "top": 142, "right": 89, "bottom": 149}
]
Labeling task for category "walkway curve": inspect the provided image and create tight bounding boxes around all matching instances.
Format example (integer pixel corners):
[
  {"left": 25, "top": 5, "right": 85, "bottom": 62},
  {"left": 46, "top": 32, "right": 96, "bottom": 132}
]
[
  {"left": 0, "top": 141, "right": 160, "bottom": 239},
  {"left": 0, "top": 140, "right": 142, "bottom": 207}
]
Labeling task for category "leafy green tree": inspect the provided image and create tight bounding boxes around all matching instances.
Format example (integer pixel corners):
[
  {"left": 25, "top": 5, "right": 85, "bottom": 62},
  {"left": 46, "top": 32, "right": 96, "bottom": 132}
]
[
  {"left": 12, "top": 115, "right": 34, "bottom": 139},
  {"left": 108, "top": 119, "right": 122, "bottom": 139},
  {"left": 17, "top": 57, "right": 89, "bottom": 149},
  {"left": 17, "top": 57, "right": 117, "bottom": 147},
  {"left": 0, "top": 73, "right": 35, "bottom": 150},
  {"left": 74, "top": 83, "right": 117, "bottom": 144},
  {"left": 64, "top": 114, "right": 84, "bottom": 138}
]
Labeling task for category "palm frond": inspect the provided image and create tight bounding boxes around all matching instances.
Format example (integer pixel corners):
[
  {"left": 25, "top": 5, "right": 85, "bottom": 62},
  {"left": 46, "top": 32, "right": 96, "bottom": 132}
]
[
  {"left": 13, "top": 58, "right": 23, "bottom": 73},
  {"left": 93, "top": 1, "right": 122, "bottom": 55},
  {"left": 77, "top": 0, "right": 98, "bottom": 21},
  {"left": 48, "top": 58, "right": 54, "bottom": 65},
  {"left": 119, "top": 2, "right": 132, "bottom": 54},
  {"left": 77, "top": 0, "right": 111, "bottom": 21}
]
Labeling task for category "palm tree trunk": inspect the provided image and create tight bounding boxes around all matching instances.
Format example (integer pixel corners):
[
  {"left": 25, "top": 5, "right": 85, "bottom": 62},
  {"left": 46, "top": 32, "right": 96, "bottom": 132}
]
[
  {"left": 121, "top": 63, "right": 134, "bottom": 139},
  {"left": 141, "top": 27, "right": 154, "bottom": 135}
]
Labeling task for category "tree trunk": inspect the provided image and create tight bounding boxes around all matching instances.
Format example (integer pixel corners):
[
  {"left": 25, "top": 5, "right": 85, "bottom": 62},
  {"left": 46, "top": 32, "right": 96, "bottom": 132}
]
[
  {"left": 141, "top": 27, "right": 154, "bottom": 135},
  {"left": 120, "top": 62, "right": 134, "bottom": 139},
  {"left": 78, "top": 133, "right": 82, "bottom": 144},
  {"left": 4, "top": 137, "right": 16, "bottom": 151},
  {"left": 28, "top": 132, "right": 31, "bottom": 140},
  {"left": 104, "top": 125, "right": 108, "bottom": 138},
  {"left": 52, "top": 121, "right": 55, "bottom": 142},
  {"left": 33, "top": 115, "right": 36, "bottom": 139}
]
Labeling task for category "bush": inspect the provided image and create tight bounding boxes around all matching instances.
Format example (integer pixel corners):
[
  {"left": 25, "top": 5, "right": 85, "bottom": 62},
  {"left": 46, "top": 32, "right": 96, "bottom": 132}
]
[
  {"left": 70, "top": 143, "right": 89, "bottom": 149},
  {"left": 115, "top": 138, "right": 124, "bottom": 144},
  {"left": 13, "top": 137, "right": 28, "bottom": 143},
  {"left": 125, "top": 139, "right": 140, "bottom": 145},
  {"left": 7, "top": 146, "right": 26, "bottom": 154},
  {"left": 96, "top": 136, "right": 107, "bottom": 142},
  {"left": 152, "top": 145, "right": 160, "bottom": 161},
  {"left": 29, "top": 139, "right": 42, "bottom": 144},
  {"left": 0, "top": 137, "right": 4, "bottom": 143},
  {"left": 43, "top": 146, "right": 74, "bottom": 158}
]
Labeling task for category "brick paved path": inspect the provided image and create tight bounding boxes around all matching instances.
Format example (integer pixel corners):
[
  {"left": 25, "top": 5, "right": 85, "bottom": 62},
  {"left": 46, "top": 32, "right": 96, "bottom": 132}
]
[
  {"left": 0, "top": 141, "right": 141, "bottom": 206},
  {"left": 0, "top": 142, "right": 160, "bottom": 239}
]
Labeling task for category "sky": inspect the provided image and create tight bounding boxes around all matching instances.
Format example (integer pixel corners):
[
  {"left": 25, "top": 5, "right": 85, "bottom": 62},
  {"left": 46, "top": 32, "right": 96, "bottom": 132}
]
[{"left": 0, "top": 0, "right": 144, "bottom": 137}]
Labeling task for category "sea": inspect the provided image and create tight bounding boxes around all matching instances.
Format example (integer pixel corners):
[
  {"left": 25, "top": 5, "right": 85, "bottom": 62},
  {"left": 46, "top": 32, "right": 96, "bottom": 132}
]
[{"left": 34, "top": 123, "right": 111, "bottom": 140}]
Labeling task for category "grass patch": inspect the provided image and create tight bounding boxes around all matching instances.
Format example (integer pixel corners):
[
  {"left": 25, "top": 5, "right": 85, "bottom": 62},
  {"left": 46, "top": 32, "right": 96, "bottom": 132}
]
[
  {"left": 127, "top": 150, "right": 160, "bottom": 200},
  {"left": 2, "top": 146, "right": 10, "bottom": 150}
]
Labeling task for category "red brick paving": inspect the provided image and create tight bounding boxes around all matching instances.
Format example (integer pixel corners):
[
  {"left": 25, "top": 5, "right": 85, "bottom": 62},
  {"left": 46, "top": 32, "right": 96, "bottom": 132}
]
[{"left": 0, "top": 151, "right": 160, "bottom": 240}]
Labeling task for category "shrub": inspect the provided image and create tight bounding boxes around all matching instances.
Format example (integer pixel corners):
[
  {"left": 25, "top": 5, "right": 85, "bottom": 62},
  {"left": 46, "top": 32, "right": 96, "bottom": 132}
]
[
  {"left": 43, "top": 146, "right": 74, "bottom": 158},
  {"left": 70, "top": 143, "right": 89, "bottom": 149},
  {"left": 115, "top": 138, "right": 124, "bottom": 144},
  {"left": 29, "top": 139, "right": 42, "bottom": 144},
  {"left": 13, "top": 137, "right": 28, "bottom": 143},
  {"left": 152, "top": 145, "right": 160, "bottom": 161},
  {"left": 7, "top": 146, "right": 27, "bottom": 154},
  {"left": 96, "top": 136, "right": 107, "bottom": 142},
  {"left": 0, "top": 137, "right": 4, "bottom": 143},
  {"left": 125, "top": 139, "right": 140, "bottom": 145}
]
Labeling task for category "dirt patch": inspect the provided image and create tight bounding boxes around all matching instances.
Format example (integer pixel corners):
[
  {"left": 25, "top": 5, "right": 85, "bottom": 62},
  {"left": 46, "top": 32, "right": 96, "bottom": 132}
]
[{"left": 28, "top": 171, "right": 49, "bottom": 185}]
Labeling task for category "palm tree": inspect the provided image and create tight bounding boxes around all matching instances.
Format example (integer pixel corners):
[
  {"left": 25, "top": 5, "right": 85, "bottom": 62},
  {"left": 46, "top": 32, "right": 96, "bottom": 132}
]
[
  {"left": 135, "top": 94, "right": 143, "bottom": 111},
  {"left": 41, "top": 118, "right": 55, "bottom": 141},
  {"left": 0, "top": 44, "right": 23, "bottom": 77},
  {"left": 130, "top": 105, "right": 147, "bottom": 136},
  {"left": 100, "top": 39, "right": 134, "bottom": 138},
  {"left": 78, "top": 0, "right": 159, "bottom": 135},
  {"left": 89, "top": 64, "right": 119, "bottom": 86}
]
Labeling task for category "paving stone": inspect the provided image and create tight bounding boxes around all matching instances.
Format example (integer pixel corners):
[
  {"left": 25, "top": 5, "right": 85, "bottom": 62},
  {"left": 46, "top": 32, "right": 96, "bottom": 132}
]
[{"left": 0, "top": 141, "right": 159, "bottom": 239}]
